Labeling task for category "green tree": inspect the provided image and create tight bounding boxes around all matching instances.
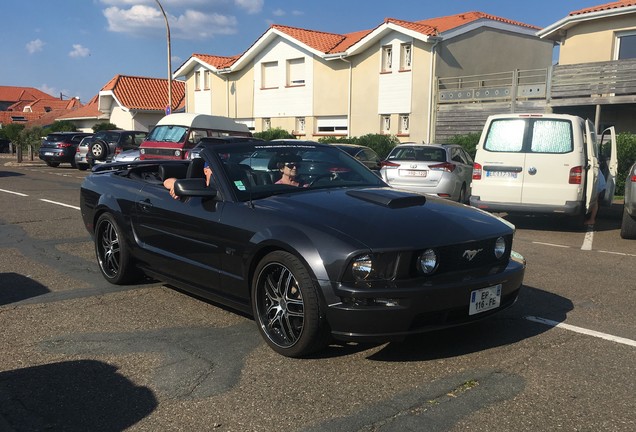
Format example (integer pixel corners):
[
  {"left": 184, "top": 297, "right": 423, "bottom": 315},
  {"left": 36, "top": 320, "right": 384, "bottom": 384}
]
[
  {"left": 318, "top": 133, "right": 399, "bottom": 159},
  {"left": 0, "top": 123, "right": 26, "bottom": 141},
  {"left": 616, "top": 132, "right": 636, "bottom": 194},
  {"left": 253, "top": 127, "right": 296, "bottom": 141},
  {"left": 44, "top": 121, "right": 76, "bottom": 133},
  {"left": 92, "top": 122, "right": 119, "bottom": 132},
  {"left": 444, "top": 132, "right": 481, "bottom": 159}
]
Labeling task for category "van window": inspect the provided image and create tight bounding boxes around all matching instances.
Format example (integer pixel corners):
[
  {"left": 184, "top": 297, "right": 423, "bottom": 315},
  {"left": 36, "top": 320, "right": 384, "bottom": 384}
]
[
  {"left": 485, "top": 118, "right": 573, "bottom": 154},
  {"left": 147, "top": 125, "right": 188, "bottom": 143},
  {"left": 484, "top": 120, "right": 525, "bottom": 152},
  {"left": 531, "top": 120, "right": 572, "bottom": 153}
]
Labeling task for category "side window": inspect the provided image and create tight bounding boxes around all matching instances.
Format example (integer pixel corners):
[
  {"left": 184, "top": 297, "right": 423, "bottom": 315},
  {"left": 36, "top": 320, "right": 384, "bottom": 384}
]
[
  {"left": 530, "top": 120, "right": 573, "bottom": 153},
  {"left": 451, "top": 148, "right": 463, "bottom": 163},
  {"left": 461, "top": 149, "right": 473, "bottom": 165}
]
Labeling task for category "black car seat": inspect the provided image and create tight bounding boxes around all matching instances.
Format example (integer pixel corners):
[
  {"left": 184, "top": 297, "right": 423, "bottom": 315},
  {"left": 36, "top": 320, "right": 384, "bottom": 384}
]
[
  {"left": 159, "top": 163, "right": 188, "bottom": 182},
  {"left": 267, "top": 157, "right": 283, "bottom": 184},
  {"left": 187, "top": 157, "right": 206, "bottom": 179}
]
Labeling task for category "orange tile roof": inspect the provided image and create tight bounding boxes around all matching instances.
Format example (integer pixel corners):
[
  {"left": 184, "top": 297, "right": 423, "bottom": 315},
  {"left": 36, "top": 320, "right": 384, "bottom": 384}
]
[
  {"left": 192, "top": 53, "right": 240, "bottom": 69},
  {"left": 56, "top": 97, "right": 102, "bottom": 120},
  {"left": 0, "top": 85, "right": 57, "bottom": 103},
  {"left": 417, "top": 11, "right": 540, "bottom": 32},
  {"left": 570, "top": 0, "right": 636, "bottom": 15},
  {"left": 7, "top": 97, "right": 82, "bottom": 113},
  {"left": 101, "top": 74, "right": 186, "bottom": 111}
]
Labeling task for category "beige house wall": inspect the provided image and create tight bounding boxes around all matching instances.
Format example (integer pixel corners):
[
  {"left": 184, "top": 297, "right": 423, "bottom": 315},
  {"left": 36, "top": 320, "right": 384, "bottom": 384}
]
[
  {"left": 435, "top": 28, "right": 553, "bottom": 77},
  {"left": 558, "top": 15, "right": 636, "bottom": 64},
  {"left": 348, "top": 46, "right": 381, "bottom": 139}
]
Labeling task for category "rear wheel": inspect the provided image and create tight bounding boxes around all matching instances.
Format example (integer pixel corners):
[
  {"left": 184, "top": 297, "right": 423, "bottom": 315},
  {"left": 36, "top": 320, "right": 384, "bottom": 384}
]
[
  {"left": 620, "top": 206, "right": 636, "bottom": 239},
  {"left": 89, "top": 140, "right": 108, "bottom": 161},
  {"left": 70, "top": 158, "right": 77, "bottom": 169},
  {"left": 458, "top": 184, "right": 467, "bottom": 203},
  {"left": 252, "top": 251, "right": 330, "bottom": 357},
  {"left": 94, "top": 213, "right": 140, "bottom": 284},
  {"left": 77, "top": 163, "right": 89, "bottom": 171},
  {"left": 45, "top": 161, "right": 60, "bottom": 167}
]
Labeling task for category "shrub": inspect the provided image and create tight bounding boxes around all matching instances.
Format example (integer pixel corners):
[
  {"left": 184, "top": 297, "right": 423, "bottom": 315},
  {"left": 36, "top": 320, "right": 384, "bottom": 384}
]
[
  {"left": 444, "top": 132, "right": 481, "bottom": 159},
  {"left": 44, "top": 121, "right": 76, "bottom": 134},
  {"left": 92, "top": 122, "right": 120, "bottom": 132},
  {"left": 318, "top": 133, "right": 399, "bottom": 159},
  {"left": 253, "top": 128, "right": 296, "bottom": 141},
  {"left": 616, "top": 132, "right": 636, "bottom": 194}
]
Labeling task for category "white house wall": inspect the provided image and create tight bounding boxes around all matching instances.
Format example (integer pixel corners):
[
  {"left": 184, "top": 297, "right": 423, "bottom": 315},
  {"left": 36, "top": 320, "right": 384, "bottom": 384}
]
[
  {"left": 253, "top": 38, "right": 313, "bottom": 118},
  {"left": 193, "top": 66, "right": 213, "bottom": 114},
  {"left": 378, "top": 32, "right": 413, "bottom": 114}
]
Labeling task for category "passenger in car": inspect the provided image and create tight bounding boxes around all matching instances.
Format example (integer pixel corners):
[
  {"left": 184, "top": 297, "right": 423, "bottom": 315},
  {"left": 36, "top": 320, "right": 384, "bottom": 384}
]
[
  {"left": 163, "top": 160, "right": 213, "bottom": 199},
  {"left": 275, "top": 156, "right": 307, "bottom": 187}
]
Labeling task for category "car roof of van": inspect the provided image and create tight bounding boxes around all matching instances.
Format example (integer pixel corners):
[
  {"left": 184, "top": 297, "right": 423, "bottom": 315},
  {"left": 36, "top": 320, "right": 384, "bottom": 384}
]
[{"left": 156, "top": 113, "right": 249, "bottom": 132}]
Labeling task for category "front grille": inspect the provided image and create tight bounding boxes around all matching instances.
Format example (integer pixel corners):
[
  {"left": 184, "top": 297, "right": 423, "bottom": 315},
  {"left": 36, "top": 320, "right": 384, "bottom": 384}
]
[{"left": 142, "top": 148, "right": 182, "bottom": 157}]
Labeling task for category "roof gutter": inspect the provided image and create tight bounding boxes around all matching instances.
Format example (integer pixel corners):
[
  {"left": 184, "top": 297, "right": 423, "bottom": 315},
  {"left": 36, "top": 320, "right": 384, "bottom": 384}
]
[{"left": 537, "top": 6, "right": 636, "bottom": 39}]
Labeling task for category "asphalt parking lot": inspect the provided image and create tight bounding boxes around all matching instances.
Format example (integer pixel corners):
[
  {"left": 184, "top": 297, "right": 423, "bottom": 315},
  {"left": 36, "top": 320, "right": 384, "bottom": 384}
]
[{"left": 1, "top": 157, "right": 634, "bottom": 431}]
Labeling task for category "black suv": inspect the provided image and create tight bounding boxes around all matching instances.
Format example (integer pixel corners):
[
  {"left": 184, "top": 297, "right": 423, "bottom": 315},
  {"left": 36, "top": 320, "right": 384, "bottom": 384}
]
[
  {"left": 87, "top": 130, "right": 148, "bottom": 166},
  {"left": 39, "top": 132, "right": 93, "bottom": 167}
]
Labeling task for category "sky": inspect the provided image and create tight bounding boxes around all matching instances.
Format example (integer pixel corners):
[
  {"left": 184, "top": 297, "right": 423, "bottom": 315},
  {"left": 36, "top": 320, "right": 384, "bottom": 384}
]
[{"left": 1, "top": 0, "right": 607, "bottom": 104}]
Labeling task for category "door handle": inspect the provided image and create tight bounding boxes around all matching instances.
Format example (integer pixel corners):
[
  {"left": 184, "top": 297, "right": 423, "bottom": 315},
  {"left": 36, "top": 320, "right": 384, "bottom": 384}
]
[{"left": 138, "top": 199, "right": 153, "bottom": 211}]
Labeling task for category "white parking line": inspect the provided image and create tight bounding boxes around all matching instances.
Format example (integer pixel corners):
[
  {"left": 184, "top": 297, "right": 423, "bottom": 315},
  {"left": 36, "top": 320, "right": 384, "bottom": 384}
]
[
  {"left": 532, "top": 241, "right": 570, "bottom": 248},
  {"left": 0, "top": 188, "right": 29, "bottom": 197},
  {"left": 581, "top": 225, "right": 595, "bottom": 250},
  {"left": 525, "top": 316, "right": 636, "bottom": 348},
  {"left": 39, "top": 199, "right": 80, "bottom": 210}
]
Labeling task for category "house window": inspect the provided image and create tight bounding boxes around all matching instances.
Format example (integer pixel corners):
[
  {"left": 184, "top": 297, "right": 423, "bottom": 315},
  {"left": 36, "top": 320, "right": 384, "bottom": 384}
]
[
  {"left": 381, "top": 115, "right": 391, "bottom": 134},
  {"left": 261, "top": 61, "right": 278, "bottom": 89},
  {"left": 263, "top": 118, "right": 272, "bottom": 131},
  {"left": 287, "top": 58, "right": 305, "bottom": 86},
  {"left": 295, "top": 117, "right": 306, "bottom": 134},
  {"left": 399, "top": 114, "right": 410, "bottom": 135},
  {"left": 617, "top": 33, "right": 636, "bottom": 59},
  {"left": 236, "top": 118, "right": 255, "bottom": 131},
  {"left": 381, "top": 45, "right": 392, "bottom": 72},
  {"left": 400, "top": 43, "right": 412, "bottom": 70},
  {"left": 203, "top": 71, "right": 210, "bottom": 90},
  {"left": 316, "top": 116, "right": 348, "bottom": 135},
  {"left": 194, "top": 70, "right": 201, "bottom": 91}
]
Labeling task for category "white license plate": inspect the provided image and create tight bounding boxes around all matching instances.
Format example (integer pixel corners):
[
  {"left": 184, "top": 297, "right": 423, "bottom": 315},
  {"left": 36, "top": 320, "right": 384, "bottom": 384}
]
[
  {"left": 401, "top": 170, "right": 427, "bottom": 177},
  {"left": 44, "top": 152, "right": 54, "bottom": 156},
  {"left": 469, "top": 284, "right": 502, "bottom": 315},
  {"left": 486, "top": 171, "right": 517, "bottom": 178}
]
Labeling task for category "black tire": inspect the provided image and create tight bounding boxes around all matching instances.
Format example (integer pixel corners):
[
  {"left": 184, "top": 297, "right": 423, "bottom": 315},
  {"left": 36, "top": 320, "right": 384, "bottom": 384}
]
[
  {"left": 620, "top": 206, "right": 636, "bottom": 239},
  {"left": 251, "top": 251, "right": 330, "bottom": 357},
  {"left": 89, "top": 140, "right": 108, "bottom": 161},
  {"left": 70, "top": 158, "right": 77, "bottom": 169},
  {"left": 45, "top": 161, "right": 60, "bottom": 167},
  {"left": 94, "top": 213, "right": 140, "bottom": 284},
  {"left": 77, "top": 163, "right": 89, "bottom": 171}
]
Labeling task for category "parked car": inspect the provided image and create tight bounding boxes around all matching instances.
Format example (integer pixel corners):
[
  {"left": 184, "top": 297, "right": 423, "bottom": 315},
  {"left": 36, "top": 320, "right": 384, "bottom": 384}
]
[
  {"left": 112, "top": 149, "right": 141, "bottom": 163},
  {"left": 470, "top": 113, "right": 618, "bottom": 219},
  {"left": 81, "top": 140, "right": 525, "bottom": 357},
  {"left": 380, "top": 143, "right": 473, "bottom": 202},
  {"left": 39, "top": 132, "right": 93, "bottom": 167},
  {"left": 0, "top": 138, "right": 12, "bottom": 153},
  {"left": 74, "top": 135, "right": 95, "bottom": 170},
  {"left": 621, "top": 161, "right": 636, "bottom": 239},
  {"left": 86, "top": 130, "right": 148, "bottom": 166},
  {"left": 188, "top": 136, "right": 264, "bottom": 160},
  {"left": 332, "top": 143, "right": 382, "bottom": 172}
]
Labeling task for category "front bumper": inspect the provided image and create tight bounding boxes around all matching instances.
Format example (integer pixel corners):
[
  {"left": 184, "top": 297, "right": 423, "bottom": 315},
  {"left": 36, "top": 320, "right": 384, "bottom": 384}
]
[{"left": 323, "top": 254, "right": 525, "bottom": 342}]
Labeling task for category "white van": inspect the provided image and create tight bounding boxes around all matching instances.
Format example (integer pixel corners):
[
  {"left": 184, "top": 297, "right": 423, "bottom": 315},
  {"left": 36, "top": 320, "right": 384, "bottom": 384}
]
[
  {"left": 470, "top": 113, "right": 617, "bottom": 217},
  {"left": 139, "top": 113, "right": 252, "bottom": 160}
]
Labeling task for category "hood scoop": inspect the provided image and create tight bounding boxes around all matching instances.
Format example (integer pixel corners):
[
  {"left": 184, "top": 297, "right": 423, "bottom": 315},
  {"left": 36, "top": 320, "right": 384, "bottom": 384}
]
[{"left": 346, "top": 188, "right": 427, "bottom": 209}]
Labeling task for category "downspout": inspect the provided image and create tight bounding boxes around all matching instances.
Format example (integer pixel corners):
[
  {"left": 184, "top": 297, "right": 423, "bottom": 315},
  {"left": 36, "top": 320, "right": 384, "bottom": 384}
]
[
  {"left": 426, "top": 37, "right": 441, "bottom": 143},
  {"left": 338, "top": 55, "right": 353, "bottom": 138}
]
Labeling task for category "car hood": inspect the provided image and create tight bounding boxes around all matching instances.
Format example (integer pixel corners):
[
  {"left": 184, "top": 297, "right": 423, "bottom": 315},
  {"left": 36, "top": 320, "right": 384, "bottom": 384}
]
[{"left": 256, "top": 187, "right": 513, "bottom": 250}]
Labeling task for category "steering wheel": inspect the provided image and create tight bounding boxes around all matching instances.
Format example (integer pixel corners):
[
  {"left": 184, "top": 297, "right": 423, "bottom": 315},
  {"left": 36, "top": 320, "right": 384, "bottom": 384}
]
[{"left": 308, "top": 172, "right": 338, "bottom": 187}]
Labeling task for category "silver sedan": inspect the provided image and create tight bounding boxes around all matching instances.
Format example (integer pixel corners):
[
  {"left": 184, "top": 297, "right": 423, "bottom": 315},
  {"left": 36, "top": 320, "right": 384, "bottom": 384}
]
[
  {"left": 621, "top": 161, "right": 636, "bottom": 239},
  {"left": 380, "top": 143, "right": 474, "bottom": 203}
]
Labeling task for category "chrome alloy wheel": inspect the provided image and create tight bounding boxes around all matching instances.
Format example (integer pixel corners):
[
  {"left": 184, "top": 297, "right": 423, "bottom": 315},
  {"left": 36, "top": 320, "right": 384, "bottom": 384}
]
[{"left": 97, "top": 218, "right": 121, "bottom": 279}]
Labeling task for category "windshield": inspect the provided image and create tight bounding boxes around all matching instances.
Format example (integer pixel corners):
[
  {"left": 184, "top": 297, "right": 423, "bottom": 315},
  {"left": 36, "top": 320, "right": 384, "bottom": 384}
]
[
  {"left": 147, "top": 125, "right": 188, "bottom": 143},
  {"left": 209, "top": 142, "right": 386, "bottom": 201}
]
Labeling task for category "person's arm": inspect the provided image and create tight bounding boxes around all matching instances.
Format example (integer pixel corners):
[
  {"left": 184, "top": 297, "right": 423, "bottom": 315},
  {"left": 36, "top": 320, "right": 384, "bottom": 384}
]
[{"left": 163, "top": 177, "right": 179, "bottom": 199}]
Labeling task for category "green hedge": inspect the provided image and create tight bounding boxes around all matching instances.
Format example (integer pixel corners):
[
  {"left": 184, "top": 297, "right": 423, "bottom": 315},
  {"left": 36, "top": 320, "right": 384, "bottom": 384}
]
[{"left": 318, "top": 134, "right": 400, "bottom": 159}]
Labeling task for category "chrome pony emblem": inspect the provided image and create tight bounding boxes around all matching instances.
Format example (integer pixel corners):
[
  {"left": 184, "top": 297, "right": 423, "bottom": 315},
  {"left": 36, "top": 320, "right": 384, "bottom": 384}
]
[{"left": 463, "top": 248, "right": 483, "bottom": 262}]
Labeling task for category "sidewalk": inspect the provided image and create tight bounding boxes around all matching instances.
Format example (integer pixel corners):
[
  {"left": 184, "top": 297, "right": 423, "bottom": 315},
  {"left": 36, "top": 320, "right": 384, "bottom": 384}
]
[{"left": 0, "top": 153, "right": 46, "bottom": 167}]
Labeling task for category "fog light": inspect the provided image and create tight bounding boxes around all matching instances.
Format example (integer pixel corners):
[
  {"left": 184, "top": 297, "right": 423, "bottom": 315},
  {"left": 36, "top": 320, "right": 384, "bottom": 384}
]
[
  {"left": 418, "top": 249, "right": 438, "bottom": 274},
  {"left": 494, "top": 237, "right": 506, "bottom": 259}
]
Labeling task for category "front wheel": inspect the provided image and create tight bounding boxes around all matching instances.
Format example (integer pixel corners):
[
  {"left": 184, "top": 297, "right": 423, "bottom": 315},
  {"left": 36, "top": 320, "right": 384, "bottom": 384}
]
[
  {"left": 620, "top": 206, "right": 636, "bottom": 239},
  {"left": 94, "top": 213, "right": 140, "bottom": 284},
  {"left": 251, "top": 251, "right": 330, "bottom": 357},
  {"left": 45, "top": 161, "right": 60, "bottom": 167}
]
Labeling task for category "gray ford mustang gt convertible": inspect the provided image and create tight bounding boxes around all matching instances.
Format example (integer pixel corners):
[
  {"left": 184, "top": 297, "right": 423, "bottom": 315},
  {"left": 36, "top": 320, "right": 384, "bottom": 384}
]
[{"left": 80, "top": 139, "right": 525, "bottom": 357}]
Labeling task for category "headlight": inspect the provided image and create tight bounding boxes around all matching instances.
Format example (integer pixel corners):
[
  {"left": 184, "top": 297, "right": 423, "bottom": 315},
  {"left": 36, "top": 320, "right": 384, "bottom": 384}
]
[
  {"left": 494, "top": 236, "right": 506, "bottom": 259},
  {"left": 351, "top": 254, "right": 373, "bottom": 281},
  {"left": 418, "top": 249, "right": 438, "bottom": 275},
  {"left": 175, "top": 150, "right": 181, "bottom": 157},
  {"left": 140, "top": 148, "right": 145, "bottom": 154}
]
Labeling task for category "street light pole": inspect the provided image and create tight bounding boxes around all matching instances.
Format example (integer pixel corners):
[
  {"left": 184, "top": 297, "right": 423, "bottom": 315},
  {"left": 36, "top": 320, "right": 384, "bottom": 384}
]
[{"left": 154, "top": 0, "right": 172, "bottom": 113}]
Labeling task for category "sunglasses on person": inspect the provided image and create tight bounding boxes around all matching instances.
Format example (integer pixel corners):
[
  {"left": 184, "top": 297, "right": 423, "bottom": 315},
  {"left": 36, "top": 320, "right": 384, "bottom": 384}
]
[{"left": 284, "top": 162, "right": 298, "bottom": 169}]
